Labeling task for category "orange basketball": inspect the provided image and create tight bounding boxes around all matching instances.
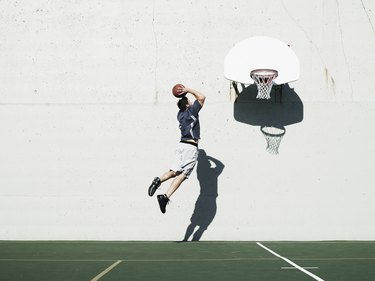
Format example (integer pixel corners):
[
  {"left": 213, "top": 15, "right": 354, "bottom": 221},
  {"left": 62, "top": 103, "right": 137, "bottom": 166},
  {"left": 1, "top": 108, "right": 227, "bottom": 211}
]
[{"left": 172, "top": 84, "right": 185, "bottom": 97}]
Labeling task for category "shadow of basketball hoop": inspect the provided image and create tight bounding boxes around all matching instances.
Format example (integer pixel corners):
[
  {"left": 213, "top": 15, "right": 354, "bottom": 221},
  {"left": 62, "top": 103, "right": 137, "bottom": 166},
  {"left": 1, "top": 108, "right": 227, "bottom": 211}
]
[{"left": 233, "top": 83, "right": 303, "bottom": 154}]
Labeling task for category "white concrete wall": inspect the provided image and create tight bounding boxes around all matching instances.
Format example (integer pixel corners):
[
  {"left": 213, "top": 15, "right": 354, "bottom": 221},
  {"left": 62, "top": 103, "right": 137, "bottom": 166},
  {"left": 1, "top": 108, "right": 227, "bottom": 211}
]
[{"left": 1, "top": 0, "right": 374, "bottom": 241}]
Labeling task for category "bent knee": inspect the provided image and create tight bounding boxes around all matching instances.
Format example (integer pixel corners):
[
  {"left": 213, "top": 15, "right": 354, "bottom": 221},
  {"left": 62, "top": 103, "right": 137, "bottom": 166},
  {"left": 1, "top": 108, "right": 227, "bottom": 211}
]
[{"left": 169, "top": 170, "right": 179, "bottom": 177}]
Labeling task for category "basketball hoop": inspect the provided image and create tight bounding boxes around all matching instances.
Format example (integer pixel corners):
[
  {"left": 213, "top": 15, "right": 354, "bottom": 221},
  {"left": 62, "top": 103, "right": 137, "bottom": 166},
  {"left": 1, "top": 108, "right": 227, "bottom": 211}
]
[
  {"left": 260, "top": 126, "right": 286, "bottom": 155},
  {"left": 250, "top": 69, "right": 278, "bottom": 99}
]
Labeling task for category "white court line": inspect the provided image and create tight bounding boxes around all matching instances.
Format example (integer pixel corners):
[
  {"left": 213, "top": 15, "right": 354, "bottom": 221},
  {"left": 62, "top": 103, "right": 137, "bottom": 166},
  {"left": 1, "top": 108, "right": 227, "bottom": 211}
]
[
  {"left": 282, "top": 266, "right": 319, "bottom": 270},
  {"left": 257, "top": 242, "right": 325, "bottom": 281},
  {"left": 91, "top": 260, "right": 122, "bottom": 281},
  {"left": 1, "top": 256, "right": 374, "bottom": 262},
  {"left": 0, "top": 257, "right": 278, "bottom": 262},
  {"left": 2, "top": 241, "right": 375, "bottom": 244}
]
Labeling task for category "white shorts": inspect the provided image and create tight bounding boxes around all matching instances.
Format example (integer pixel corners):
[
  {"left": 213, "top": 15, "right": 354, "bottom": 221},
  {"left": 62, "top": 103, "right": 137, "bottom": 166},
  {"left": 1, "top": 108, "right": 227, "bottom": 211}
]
[{"left": 170, "top": 142, "right": 199, "bottom": 178}]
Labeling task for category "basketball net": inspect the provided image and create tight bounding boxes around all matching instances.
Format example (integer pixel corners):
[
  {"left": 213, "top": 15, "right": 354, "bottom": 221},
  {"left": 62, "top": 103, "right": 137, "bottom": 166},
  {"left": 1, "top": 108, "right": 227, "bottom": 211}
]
[
  {"left": 250, "top": 69, "right": 278, "bottom": 99},
  {"left": 261, "top": 126, "right": 286, "bottom": 155}
]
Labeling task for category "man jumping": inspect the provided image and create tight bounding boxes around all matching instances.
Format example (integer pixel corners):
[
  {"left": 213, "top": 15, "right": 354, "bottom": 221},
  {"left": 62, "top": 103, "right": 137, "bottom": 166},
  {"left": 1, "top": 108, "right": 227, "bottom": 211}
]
[{"left": 148, "top": 85, "right": 206, "bottom": 214}]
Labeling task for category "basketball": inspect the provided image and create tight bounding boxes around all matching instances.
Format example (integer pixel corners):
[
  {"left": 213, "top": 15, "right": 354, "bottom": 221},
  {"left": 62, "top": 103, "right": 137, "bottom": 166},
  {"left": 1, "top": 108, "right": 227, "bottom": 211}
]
[{"left": 172, "top": 84, "right": 185, "bottom": 97}]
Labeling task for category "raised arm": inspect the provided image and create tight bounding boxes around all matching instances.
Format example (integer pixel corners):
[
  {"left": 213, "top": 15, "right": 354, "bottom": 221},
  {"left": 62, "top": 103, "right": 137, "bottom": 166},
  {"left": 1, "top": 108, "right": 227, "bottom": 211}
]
[
  {"left": 183, "top": 87, "right": 206, "bottom": 106},
  {"left": 207, "top": 156, "right": 225, "bottom": 175}
]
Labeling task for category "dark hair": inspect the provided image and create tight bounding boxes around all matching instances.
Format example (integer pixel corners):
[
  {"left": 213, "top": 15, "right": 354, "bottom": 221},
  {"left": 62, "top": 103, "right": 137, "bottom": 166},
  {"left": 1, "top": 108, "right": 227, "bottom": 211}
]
[{"left": 177, "top": 96, "right": 188, "bottom": 111}]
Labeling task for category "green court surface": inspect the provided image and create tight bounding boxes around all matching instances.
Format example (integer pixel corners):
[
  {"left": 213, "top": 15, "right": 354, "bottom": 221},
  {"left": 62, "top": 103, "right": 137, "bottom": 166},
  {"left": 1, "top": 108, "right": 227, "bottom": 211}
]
[{"left": 0, "top": 241, "right": 374, "bottom": 281}]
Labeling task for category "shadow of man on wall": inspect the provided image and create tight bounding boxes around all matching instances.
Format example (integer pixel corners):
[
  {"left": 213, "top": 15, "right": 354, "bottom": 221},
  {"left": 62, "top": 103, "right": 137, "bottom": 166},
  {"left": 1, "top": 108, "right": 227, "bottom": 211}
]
[
  {"left": 182, "top": 149, "right": 224, "bottom": 242},
  {"left": 233, "top": 83, "right": 303, "bottom": 154}
]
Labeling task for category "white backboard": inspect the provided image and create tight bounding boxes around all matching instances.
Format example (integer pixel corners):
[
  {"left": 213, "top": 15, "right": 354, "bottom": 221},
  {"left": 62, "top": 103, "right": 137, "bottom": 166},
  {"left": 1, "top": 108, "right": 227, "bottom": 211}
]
[{"left": 224, "top": 36, "right": 300, "bottom": 85}]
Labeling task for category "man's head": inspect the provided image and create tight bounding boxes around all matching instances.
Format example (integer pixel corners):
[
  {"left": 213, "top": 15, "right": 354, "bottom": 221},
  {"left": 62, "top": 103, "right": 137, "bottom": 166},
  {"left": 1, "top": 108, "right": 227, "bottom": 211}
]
[{"left": 177, "top": 96, "right": 191, "bottom": 111}]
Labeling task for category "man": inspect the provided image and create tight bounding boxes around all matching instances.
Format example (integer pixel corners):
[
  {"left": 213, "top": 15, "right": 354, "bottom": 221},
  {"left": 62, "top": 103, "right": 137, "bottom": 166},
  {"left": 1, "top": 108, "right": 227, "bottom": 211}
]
[{"left": 148, "top": 85, "right": 206, "bottom": 214}]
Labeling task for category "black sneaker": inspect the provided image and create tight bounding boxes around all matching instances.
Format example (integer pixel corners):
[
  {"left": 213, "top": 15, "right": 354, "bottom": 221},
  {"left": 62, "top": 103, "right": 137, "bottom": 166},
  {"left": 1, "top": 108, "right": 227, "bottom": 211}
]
[
  {"left": 148, "top": 177, "right": 161, "bottom": 196},
  {"left": 157, "top": 194, "right": 169, "bottom": 214}
]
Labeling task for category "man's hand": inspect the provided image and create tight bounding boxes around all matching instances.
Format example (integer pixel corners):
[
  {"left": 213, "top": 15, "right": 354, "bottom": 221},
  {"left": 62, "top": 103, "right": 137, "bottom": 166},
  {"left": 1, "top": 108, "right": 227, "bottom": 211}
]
[{"left": 182, "top": 87, "right": 206, "bottom": 106}]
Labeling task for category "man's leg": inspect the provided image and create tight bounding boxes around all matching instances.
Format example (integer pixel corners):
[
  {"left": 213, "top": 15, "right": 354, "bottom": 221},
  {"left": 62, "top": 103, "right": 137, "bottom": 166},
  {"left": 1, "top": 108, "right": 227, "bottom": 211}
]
[
  {"left": 157, "top": 173, "right": 186, "bottom": 214},
  {"left": 165, "top": 173, "right": 186, "bottom": 198},
  {"left": 148, "top": 170, "right": 177, "bottom": 197},
  {"left": 160, "top": 170, "right": 177, "bottom": 183}
]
